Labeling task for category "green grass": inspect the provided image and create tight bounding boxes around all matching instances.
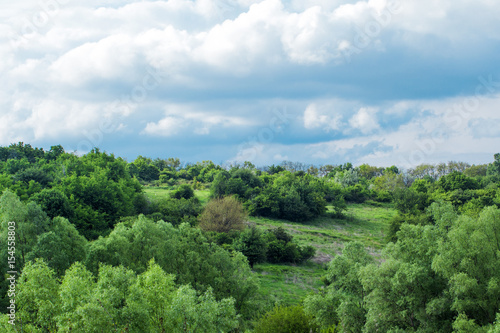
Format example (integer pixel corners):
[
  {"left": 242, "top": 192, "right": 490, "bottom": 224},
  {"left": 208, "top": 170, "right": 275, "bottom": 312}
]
[
  {"left": 143, "top": 186, "right": 211, "bottom": 205},
  {"left": 252, "top": 262, "right": 326, "bottom": 306},
  {"left": 249, "top": 203, "right": 397, "bottom": 260},
  {"left": 143, "top": 186, "right": 173, "bottom": 199},
  {"left": 248, "top": 203, "right": 396, "bottom": 306},
  {"left": 195, "top": 189, "right": 211, "bottom": 206}
]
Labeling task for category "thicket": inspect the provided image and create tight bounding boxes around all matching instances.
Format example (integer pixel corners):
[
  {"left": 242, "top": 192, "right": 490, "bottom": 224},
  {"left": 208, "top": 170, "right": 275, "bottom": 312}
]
[{"left": 304, "top": 203, "right": 500, "bottom": 332}]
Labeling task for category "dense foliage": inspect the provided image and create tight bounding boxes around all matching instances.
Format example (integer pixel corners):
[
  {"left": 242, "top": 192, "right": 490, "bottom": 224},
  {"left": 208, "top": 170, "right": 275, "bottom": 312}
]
[
  {"left": 2, "top": 143, "right": 500, "bottom": 332},
  {"left": 304, "top": 203, "right": 500, "bottom": 332}
]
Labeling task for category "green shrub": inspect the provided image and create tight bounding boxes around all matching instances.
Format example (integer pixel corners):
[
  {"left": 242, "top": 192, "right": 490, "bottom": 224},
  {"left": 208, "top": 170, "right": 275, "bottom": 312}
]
[
  {"left": 171, "top": 184, "right": 194, "bottom": 200},
  {"left": 254, "top": 305, "right": 320, "bottom": 333},
  {"left": 198, "top": 196, "right": 246, "bottom": 233}
]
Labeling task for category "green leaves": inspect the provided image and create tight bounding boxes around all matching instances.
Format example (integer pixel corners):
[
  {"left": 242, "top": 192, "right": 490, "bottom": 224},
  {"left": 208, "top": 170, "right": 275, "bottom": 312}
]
[
  {"left": 166, "top": 286, "right": 239, "bottom": 333},
  {"left": 432, "top": 206, "right": 500, "bottom": 326},
  {"left": 254, "top": 305, "right": 320, "bottom": 333},
  {"left": 12, "top": 258, "right": 240, "bottom": 332},
  {"left": 16, "top": 259, "right": 61, "bottom": 331},
  {"left": 304, "top": 242, "right": 373, "bottom": 332}
]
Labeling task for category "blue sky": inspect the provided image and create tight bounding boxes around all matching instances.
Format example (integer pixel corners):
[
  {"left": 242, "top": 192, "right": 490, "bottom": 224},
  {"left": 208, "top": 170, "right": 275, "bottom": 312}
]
[{"left": 1, "top": 0, "right": 500, "bottom": 168}]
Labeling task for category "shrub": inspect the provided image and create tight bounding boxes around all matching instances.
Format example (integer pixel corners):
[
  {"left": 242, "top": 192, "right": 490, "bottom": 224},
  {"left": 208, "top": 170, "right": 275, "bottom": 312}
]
[
  {"left": 233, "top": 227, "right": 267, "bottom": 268},
  {"left": 254, "top": 305, "right": 320, "bottom": 333},
  {"left": 198, "top": 196, "right": 246, "bottom": 233},
  {"left": 171, "top": 184, "right": 194, "bottom": 200},
  {"left": 299, "top": 245, "right": 316, "bottom": 261},
  {"left": 263, "top": 228, "right": 315, "bottom": 264},
  {"left": 343, "top": 184, "right": 370, "bottom": 203}
]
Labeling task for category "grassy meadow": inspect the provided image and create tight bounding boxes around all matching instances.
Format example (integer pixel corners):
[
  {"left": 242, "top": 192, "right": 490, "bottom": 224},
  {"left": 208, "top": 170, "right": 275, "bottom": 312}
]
[{"left": 143, "top": 185, "right": 397, "bottom": 307}]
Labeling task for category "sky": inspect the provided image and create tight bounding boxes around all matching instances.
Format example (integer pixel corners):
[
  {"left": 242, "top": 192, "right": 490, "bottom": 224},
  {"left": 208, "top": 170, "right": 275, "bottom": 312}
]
[{"left": 1, "top": 0, "right": 500, "bottom": 168}]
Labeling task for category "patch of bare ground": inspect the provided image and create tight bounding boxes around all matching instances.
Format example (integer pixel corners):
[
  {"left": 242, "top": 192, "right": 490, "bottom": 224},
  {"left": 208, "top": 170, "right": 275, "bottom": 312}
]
[{"left": 311, "top": 251, "right": 333, "bottom": 264}]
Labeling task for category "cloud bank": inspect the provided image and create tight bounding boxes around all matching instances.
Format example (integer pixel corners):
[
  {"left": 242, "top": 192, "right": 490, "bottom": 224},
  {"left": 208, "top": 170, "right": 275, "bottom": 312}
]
[{"left": 2, "top": 0, "right": 500, "bottom": 166}]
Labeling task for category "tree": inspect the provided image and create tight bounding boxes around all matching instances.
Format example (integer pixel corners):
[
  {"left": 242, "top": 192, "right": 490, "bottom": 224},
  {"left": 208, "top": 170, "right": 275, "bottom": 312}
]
[
  {"left": 432, "top": 206, "right": 500, "bottom": 327},
  {"left": 27, "top": 217, "right": 87, "bottom": 276},
  {"left": 358, "top": 164, "right": 383, "bottom": 179},
  {"left": 165, "top": 286, "right": 239, "bottom": 332},
  {"left": 334, "top": 169, "right": 359, "bottom": 188},
  {"left": 304, "top": 242, "right": 372, "bottom": 331},
  {"left": 360, "top": 223, "right": 452, "bottom": 332},
  {"left": 0, "top": 190, "right": 50, "bottom": 268},
  {"left": 372, "top": 171, "right": 405, "bottom": 192},
  {"left": 31, "top": 188, "right": 74, "bottom": 220},
  {"left": 437, "top": 171, "right": 479, "bottom": 192},
  {"left": 58, "top": 263, "right": 147, "bottom": 332},
  {"left": 127, "top": 259, "right": 176, "bottom": 332},
  {"left": 233, "top": 227, "right": 267, "bottom": 268},
  {"left": 129, "top": 156, "right": 160, "bottom": 182},
  {"left": 14, "top": 166, "right": 54, "bottom": 187},
  {"left": 198, "top": 196, "right": 246, "bottom": 233},
  {"left": 15, "top": 259, "right": 61, "bottom": 331},
  {"left": 84, "top": 217, "right": 259, "bottom": 321}
]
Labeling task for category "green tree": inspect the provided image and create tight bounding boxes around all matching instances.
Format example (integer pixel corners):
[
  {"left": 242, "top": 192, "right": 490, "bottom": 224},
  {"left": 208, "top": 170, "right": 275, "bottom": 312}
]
[
  {"left": 127, "top": 259, "right": 176, "bottom": 332},
  {"left": 27, "top": 216, "right": 87, "bottom": 276},
  {"left": 58, "top": 263, "right": 147, "bottom": 332},
  {"left": 304, "top": 242, "right": 372, "bottom": 331},
  {"left": 165, "top": 286, "right": 239, "bottom": 332},
  {"left": 233, "top": 226, "right": 267, "bottom": 268},
  {"left": 360, "top": 221, "right": 453, "bottom": 332},
  {"left": 31, "top": 188, "right": 74, "bottom": 220},
  {"left": 84, "top": 217, "right": 259, "bottom": 321},
  {"left": 15, "top": 259, "right": 61, "bottom": 331},
  {"left": 432, "top": 206, "right": 500, "bottom": 327}
]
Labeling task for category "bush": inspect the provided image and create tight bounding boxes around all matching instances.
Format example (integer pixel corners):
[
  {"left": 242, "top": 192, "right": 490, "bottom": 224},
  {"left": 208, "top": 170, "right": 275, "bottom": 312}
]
[
  {"left": 148, "top": 197, "right": 201, "bottom": 226},
  {"left": 266, "top": 239, "right": 287, "bottom": 263},
  {"left": 233, "top": 227, "right": 267, "bottom": 268},
  {"left": 254, "top": 305, "right": 320, "bottom": 333},
  {"left": 198, "top": 196, "right": 246, "bottom": 233},
  {"left": 343, "top": 184, "right": 370, "bottom": 203},
  {"left": 171, "top": 184, "right": 194, "bottom": 200},
  {"left": 299, "top": 245, "right": 316, "bottom": 261},
  {"left": 263, "top": 228, "right": 315, "bottom": 264}
]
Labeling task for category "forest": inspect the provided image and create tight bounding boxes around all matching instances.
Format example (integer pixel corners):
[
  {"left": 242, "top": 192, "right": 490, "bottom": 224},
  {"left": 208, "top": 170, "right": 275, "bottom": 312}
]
[{"left": 1, "top": 142, "right": 500, "bottom": 332}]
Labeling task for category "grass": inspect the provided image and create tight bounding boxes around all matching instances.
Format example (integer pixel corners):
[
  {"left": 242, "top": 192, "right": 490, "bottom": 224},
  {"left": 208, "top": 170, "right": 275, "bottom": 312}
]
[
  {"left": 249, "top": 203, "right": 397, "bottom": 259},
  {"left": 252, "top": 262, "right": 326, "bottom": 306},
  {"left": 248, "top": 203, "right": 396, "bottom": 306},
  {"left": 143, "top": 186, "right": 173, "bottom": 199},
  {"left": 143, "top": 186, "right": 211, "bottom": 205}
]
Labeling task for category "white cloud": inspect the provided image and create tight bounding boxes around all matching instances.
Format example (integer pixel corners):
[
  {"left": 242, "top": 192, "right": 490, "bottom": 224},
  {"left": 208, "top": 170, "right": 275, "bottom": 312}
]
[
  {"left": 143, "top": 116, "right": 185, "bottom": 137},
  {"left": 2, "top": 0, "right": 500, "bottom": 164},
  {"left": 143, "top": 105, "right": 254, "bottom": 137},
  {"left": 49, "top": 34, "right": 136, "bottom": 85},
  {"left": 348, "top": 107, "right": 379, "bottom": 134},
  {"left": 303, "top": 103, "right": 342, "bottom": 131},
  {"left": 273, "top": 153, "right": 288, "bottom": 160}
]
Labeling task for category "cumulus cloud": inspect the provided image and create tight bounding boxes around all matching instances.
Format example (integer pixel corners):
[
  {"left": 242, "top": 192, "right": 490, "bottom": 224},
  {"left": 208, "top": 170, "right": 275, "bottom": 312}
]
[
  {"left": 349, "top": 107, "right": 379, "bottom": 134},
  {"left": 143, "top": 105, "right": 254, "bottom": 137},
  {"left": 143, "top": 116, "right": 185, "bottom": 137},
  {"left": 2, "top": 0, "right": 500, "bottom": 165},
  {"left": 303, "top": 103, "right": 342, "bottom": 131}
]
